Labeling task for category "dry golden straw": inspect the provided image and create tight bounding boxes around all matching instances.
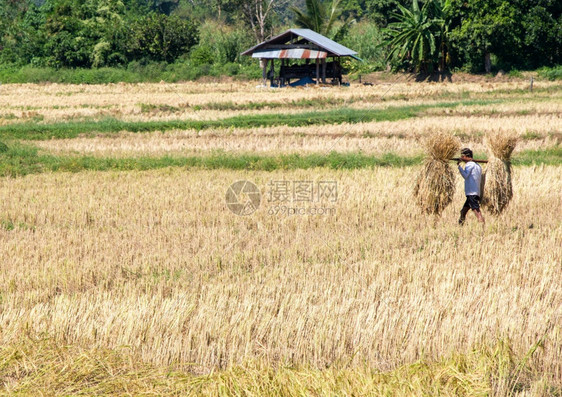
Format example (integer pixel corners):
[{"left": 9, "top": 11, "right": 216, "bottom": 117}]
[
  {"left": 414, "top": 133, "right": 460, "bottom": 215},
  {"left": 0, "top": 81, "right": 561, "bottom": 395},
  {"left": 482, "top": 131, "right": 518, "bottom": 214}
]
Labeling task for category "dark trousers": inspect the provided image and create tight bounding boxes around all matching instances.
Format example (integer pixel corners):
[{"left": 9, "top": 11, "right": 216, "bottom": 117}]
[{"left": 460, "top": 195, "right": 480, "bottom": 223}]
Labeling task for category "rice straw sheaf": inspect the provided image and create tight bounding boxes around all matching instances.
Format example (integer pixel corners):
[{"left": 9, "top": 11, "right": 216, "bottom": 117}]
[
  {"left": 482, "top": 132, "right": 518, "bottom": 214},
  {"left": 414, "top": 133, "right": 460, "bottom": 215}
]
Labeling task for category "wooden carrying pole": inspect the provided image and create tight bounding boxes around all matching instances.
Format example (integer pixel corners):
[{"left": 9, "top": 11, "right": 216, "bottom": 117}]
[{"left": 450, "top": 158, "right": 488, "bottom": 164}]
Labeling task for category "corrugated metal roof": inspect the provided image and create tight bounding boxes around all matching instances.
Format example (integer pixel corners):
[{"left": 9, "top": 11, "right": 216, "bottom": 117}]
[
  {"left": 251, "top": 48, "right": 327, "bottom": 59},
  {"left": 289, "top": 29, "right": 357, "bottom": 56},
  {"left": 241, "top": 29, "right": 357, "bottom": 58}
]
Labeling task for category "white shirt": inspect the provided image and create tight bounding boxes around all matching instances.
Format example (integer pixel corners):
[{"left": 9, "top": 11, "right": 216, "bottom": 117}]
[{"left": 458, "top": 161, "right": 482, "bottom": 196}]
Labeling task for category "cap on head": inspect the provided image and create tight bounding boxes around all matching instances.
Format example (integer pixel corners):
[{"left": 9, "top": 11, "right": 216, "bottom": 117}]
[{"left": 461, "top": 148, "right": 473, "bottom": 158}]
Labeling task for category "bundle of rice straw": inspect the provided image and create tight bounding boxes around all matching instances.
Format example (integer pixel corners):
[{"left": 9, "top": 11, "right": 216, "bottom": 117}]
[
  {"left": 414, "top": 132, "right": 460, "bottom": 215},
  {"left": 482, "top": 131, "right": 518, "bottom": 214}
]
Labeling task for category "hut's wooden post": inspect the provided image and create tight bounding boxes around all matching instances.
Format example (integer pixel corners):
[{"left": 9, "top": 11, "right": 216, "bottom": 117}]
[
  {"left": 316, "top": 59, "right": 320, "bottom": 85},
  {"left": 321, "top": 58, "right": 326, "bottom": 83},
  {"left": 260, "top": 58, "right": 268, "bottom": 86},
  {"left": 337, "top": 59, "right": 342, "bottom": 85}
]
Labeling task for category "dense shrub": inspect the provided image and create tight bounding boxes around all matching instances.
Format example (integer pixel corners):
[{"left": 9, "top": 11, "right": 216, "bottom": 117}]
[
  {"left": 128, "top": 13, "right": 198, "bottom": 63},
  {"left": 538, "top": 66, "right": 562, "bottom": 81}
]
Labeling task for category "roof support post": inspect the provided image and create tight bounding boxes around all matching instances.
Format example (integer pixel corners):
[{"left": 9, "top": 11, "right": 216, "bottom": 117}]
[
  {"left": 260, "top": 58, "right": 268, "bottom": 86},
  {"left": 316, "top": 58, "right": 319, "bottom": 85},
  {"left": 321, "top": 58, "right": 326, "bottom": 84}
]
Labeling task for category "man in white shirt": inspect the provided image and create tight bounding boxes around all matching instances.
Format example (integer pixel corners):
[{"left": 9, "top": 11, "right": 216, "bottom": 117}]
[{"left": 458, "top": 148, "right": 485, "bottom": 225}]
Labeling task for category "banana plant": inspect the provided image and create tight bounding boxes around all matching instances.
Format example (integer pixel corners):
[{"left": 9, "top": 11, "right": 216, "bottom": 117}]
[
  {"left": 290, "top": 0, "right": 354, "bottom": 41},
  {"left": 384, "top": 0, "right": 448, "bottom": 73}
]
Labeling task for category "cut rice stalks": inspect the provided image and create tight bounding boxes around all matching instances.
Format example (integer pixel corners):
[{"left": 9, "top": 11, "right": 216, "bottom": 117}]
[
  {"left": 482, "top": 132, "right": 518, "bottom": 214},
  {"left": 414, "top": 133, "right": 461, "bottom": 215}
]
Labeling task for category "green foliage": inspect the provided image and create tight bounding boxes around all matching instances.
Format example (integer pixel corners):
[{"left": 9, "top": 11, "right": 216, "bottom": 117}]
[
  {"left": 507, "top": 69, "right": 523, "bottom": 78},
  {"left": 537, "top": 66, "right": 562, "bottom": 81},
  {"left": 197, "top": 21, "right": 255, "bottom": 65},
  {"left": 448, "top": 0, "right": 562, "bottom": 72},
  {"left": 307, "top": 0, "right": 412, "bottom": 26},
  {"left": 291, "top": 0, "right": 355, "bottom": 41},
  {"left": 341, "top": 21, "right": 388, "bottom": 75},
  {"left": 0, "top": 61, "right": 262, "bottom": 84},
  {"left": 0, "top": 0, "right": 559, "bottom": 77},
  {"left": 189, "top": 45, "right": 215, "bottom": 66},
  {"left": 341, "top": 22, "right": 385, "bottom": 65},
  {"left": 383, "top": 0, "right": 450, "bottom": 72},
  {"left": 0, "top": 0, "right": 198, "bottom": 68},
  {"left": 0, "top": 65, "right": 137, "bottom": 83},
  {"left": 358, "top": 0, "right": 411, "bottom": 25},
  {"left": 42, "top": 0, "right": 129, "bottom": 68},
  {"left": 128, "top": 13, "right": 198, "bottom": 63},
  {"left": 519, "top": 3, "right": 562, "bottom": 68},
  {"left": 0, "top": 2, "right": 47, "bottom": 65},
  {"left": 173, "top": 0, "right": 243, "bottom": 24}
]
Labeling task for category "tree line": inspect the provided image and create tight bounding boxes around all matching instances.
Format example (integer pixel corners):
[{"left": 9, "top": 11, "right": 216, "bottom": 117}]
[{"left": 0, "top": 0, "right": 560, "bottom": 75}]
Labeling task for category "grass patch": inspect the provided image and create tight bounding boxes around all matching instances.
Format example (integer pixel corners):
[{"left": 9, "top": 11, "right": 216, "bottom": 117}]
[
  {"left": 0, "top": 63, "right": 263, "bottom": 84},
  {"left": 0, "top": 108, "right": 421, "bottom": 140},
  {"left": 484, "top": 85, "right": 562, "bottom": 96},
  {"left": 512, "top": 146, "right": 562, "bottom": 166},
  {"left": 0, "top": 113, "right": 18, "bottom": 120},
  {"left": 0, "top": 218, "right": 15, "bottom": 231},
  {"left": 521, "top": 131, "right": 543, "bottom": 140},
  {"left": 194, "top": 92, "right": 529, "bottom": 111},
  {"left": 537, "top": 65, "right": 562, "bottom": 81},
  {"left": 139, "top": 103, "right": 182, "bottom": 114},
  {"left": 0, "top": 216, "right": 35, "bottom": 231},
  {"left": 0, "top": 144, "right": 423, "bottom": 176},
  {"left": 0, "top": 66, "right": 142, "bottom": 84},
  {"left": 0, "top": 99, "right": 502, "bottom": 141},
  {"left": 0, "top": 143, "right": 560, "bottom": 177},
  {"left": 194, "top": 97, "right": 349, "bottom": 111}
]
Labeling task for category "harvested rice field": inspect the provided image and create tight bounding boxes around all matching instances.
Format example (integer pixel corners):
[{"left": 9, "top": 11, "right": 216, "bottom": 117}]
[{"left": 0, "top": 78, "right": 561, "bottom": 395}]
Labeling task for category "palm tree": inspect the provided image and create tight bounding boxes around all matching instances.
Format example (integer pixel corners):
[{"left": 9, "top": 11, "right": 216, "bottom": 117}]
[
  {"left": 290, "top": 0, "right": 353, "bottom": 41},
  {"left": 431, "top": 0, "right": 452, "bottom": 72},
  {"left": 384, "top": 0, "right": 447, "bottom": 72}
]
